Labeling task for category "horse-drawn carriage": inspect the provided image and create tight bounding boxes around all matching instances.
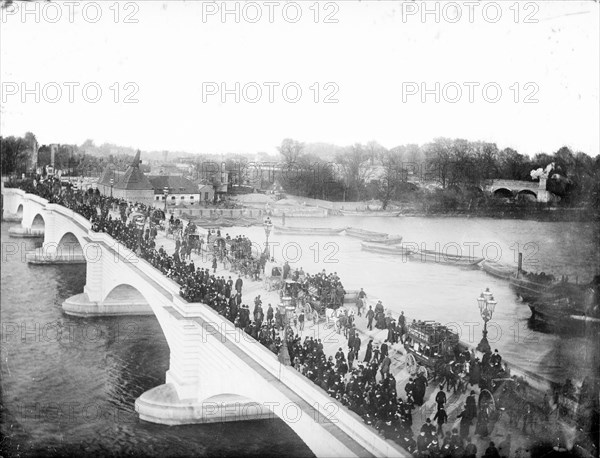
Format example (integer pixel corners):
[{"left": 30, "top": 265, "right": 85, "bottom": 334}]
[
  {"left": 150, "top": 209, "right": 166, "bottom": 226},
  {"left": 403, "top": 321, "right": 465, "bottom": 381}
]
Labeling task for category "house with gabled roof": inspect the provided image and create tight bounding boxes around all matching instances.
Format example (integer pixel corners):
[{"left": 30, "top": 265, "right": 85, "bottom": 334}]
[
  {"left": 148, "top": 175, "right": 201, "bottom": 207},
  {"left": 97, "top": 150, "right": 155, "bottom": 203}
]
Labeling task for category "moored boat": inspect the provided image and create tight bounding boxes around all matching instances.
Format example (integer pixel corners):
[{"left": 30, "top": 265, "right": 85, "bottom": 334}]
[
  {"left": 509, "top": 271, "right": 585, "bottom": 303},
  {"left": 339, "top": 210, "right": 401, "bottom": 217},
  {"left": 413, "top": 249, "right": 484, "bottom": 267},
  {"left": 364, "top": 236, "right": 403, "bottom": 245},
  {"left": 344, "top": 227, "right": 388, "bottom": 240},
  {"left": 528, "top": 283, "right": 600, "bottom": 329},
  {"left": 274, "top": 225, "right": 344, "bottom": 236},
  {"left": 361, "top": 241, "right": 415, "bottom": 256},
  {"left": 480, "top": 260, "right": 516, "bottom": 279}
]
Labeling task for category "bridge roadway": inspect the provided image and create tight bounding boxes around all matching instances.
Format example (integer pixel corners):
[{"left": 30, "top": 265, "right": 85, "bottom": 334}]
[{"left": 1, "top": 186, "right": 409, "bottom": 458}]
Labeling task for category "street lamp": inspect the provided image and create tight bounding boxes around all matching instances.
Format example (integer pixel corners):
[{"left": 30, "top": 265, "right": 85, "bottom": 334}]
[
  {"left": 476, "top": 287, "right": 497, "bottom": 354},
  {"left": 135, "top": 216, "right": 145, "bottom": 257},
  {"left": 110, "top": 178, "right": 114, "bottom": 198},
  {"left": 263, "top": 216, "right": 273, "bottom": 256},
  {"left": 163, "top": 186, "right": 169, "bottom": 213}
]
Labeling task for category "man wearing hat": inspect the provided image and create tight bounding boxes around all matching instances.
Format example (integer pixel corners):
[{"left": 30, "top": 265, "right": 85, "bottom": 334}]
[
  {"left": 490, "top": 349, "right": 502, "bottom": 368},
  {"left": 435, "top": 385, "right": 447, "bottom": 410},
  {"left": 366, "top": 305, "right": 374, "bottom": 331}
]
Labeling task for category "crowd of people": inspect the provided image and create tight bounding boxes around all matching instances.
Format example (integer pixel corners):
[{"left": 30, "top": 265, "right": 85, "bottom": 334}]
[{"left": 284, "top": 302, "right": 520, "bottom": 457}]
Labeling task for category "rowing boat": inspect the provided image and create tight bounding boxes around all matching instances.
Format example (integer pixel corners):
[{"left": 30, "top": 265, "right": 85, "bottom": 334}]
[
  {"left": 274, "top": 225, "right": 344, "bottom": 236},
  {"left": 364, "top": 236, "right": 403, "bottom": 245},
  {"left": 339, "top": 210, "right": 401, "bottom": 217},
  {"left": 344, "top": 227, "right": 388, "bottom": 240},
  {"left": 480, "top": 260, "right": 516, "bottom": 279},
  {"left": 412, "top": 249, "right": 484, "bottom": 267},
  {"left": 361, "top": 242, "right": 415, "bottom": 256}
]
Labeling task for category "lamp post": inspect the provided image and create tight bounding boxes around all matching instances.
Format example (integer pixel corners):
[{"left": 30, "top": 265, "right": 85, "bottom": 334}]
[
  {"left": 135, "top": 216, "right": 145, "bottom": 257},
  {"left": 476, "top": 288, "right": 497, "bottom": 354},
  {"left": 110, "top": 178, "right": 114, "bottom": 198},
  {"left": 163, "top": 186, "right": 169, "bottom": 213},
  {"left": 263, "top": 216, "right": 273, "bottom": 257}
]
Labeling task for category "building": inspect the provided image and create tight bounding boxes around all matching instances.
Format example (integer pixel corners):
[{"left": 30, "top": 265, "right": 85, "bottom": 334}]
[
  {"left": 148, "top": 175, "right": 201, "bottom": 208},
  {"left": 197, "top": 184, "right": 215, "bottom": 203},
  {"left": 97, "top": 151, "right": 155, "bottom": 204}
]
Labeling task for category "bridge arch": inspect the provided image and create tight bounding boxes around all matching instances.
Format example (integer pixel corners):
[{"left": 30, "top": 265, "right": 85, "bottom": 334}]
[
  {"left": 99, "top": 280, "right": 176, "bottom": 348},
  {"left": 31, "top": 213, "right": 45, "bottom": 228},
  {"left": 56, "top": 232, "right": 85, "bottom": 257},
  {"left": 516, "top": 189, "right": 537, "bottom": 201},
  {"left": 104, "top": 283, "right": 149, "bottom": 306},
  {"left": 493, "top": 188, "right": 513, "bottom": 198},
  {"left": 16, "top": 204, "right": 23, "bottom": 217}
]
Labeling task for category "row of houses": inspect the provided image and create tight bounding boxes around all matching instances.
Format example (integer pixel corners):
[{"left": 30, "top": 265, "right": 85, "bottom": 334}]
[{"left": 96, "top": 151, "right": 217, "bottom": 206}]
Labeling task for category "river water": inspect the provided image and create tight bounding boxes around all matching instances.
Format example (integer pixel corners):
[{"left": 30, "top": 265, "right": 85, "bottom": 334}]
[{"left": 1, "top": 215, "right": 598, "bottom": 456}]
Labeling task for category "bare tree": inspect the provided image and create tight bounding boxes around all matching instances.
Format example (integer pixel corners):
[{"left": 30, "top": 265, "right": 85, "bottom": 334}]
[
  {"left": 277, "top": 138, "right": 304, "bottom": 164},
  {"left": 336, "top": 143, "right": 374, "bottom": 201}
]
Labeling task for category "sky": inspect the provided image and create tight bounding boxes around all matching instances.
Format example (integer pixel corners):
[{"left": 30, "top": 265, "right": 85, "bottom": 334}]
[{"left": 1, "top": 1, "right": 598, "bottom": 157}]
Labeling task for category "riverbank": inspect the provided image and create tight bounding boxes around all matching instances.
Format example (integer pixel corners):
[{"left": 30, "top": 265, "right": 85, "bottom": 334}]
[{"left": 231, "top": 192, "right": 599, "bottom": 222}]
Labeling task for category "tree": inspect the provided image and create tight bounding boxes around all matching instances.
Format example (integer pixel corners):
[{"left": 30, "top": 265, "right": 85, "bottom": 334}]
[
  {"left": 364, "top": 140, "right": 385, "bottom": 165},
  {"left": 376, "top": 149, "right": 402, "bottom": 209},
  {"left": 277, "top": 138, "right": 304, "bottom": 164},
  {"left": 0, "top": 136, "right": 29, "bottom": 175},
  {"left": 497, "top": 148, "right": 530, "bottom": 180},
  {"left": 336, "top": 143, "right": 374, "bottom": 201},
  {"left": 424, "top": 138, "right": 454, "bottom": 188}
]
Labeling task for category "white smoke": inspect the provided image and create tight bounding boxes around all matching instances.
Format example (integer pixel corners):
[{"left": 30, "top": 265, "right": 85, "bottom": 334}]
[{"left": 530, "top": 162, "right": 555, "bottom": 180}]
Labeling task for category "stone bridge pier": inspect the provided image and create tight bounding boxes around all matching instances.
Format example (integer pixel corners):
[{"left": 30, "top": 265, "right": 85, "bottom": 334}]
[{"left": 5, "top": 191, "right": 46, "bottom": 238}]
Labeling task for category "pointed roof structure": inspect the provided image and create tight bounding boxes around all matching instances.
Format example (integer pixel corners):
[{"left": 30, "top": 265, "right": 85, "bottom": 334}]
[
  {"left": 120, "top": 150, "right": 153, "bottom": 190},
  {"left": 97, "top": 150, "right": 153, "bottom": 190}
]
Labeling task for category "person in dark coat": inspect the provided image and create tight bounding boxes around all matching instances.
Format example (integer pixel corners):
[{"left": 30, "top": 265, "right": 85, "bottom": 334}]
[
  {"left": 457, "top": 407, "right": 472, "bottom": 439},
  {"left": 435, "top": 385, "right": 447, "bottom": 410},
  {"left": 470, "top": 359, "right": 481, "bottom": 385},
  {"left": 483, "top": 441, "right": 500, "bottom": 458},
  {"left": 398, "top": 311, "right": 406, "bottom": 343},
  {"left": 466, "top": 390, "right": 477, "bottom": 419},
  {"left": 352, "top": 335, "right": 361, "bottom": 359},
  {"left": 414, "top": 372, "right": 427, "bottom": 405},
  {"left": 379, "top": 355, "right": 391, "bottom": 378},
  {"left": 366, "top": 306, "right": 374, "bottom": 331},
  {"left": 380, "top": 340, "right": 389, "bottom": 362},
  {"left": 363, "top": 339, "right": 373, "bottom": 363},
  {"left": 433, "top": 407, "right": 447, "bottom": 436},
  {"left": 347, "top": 348, "right": 355, "bottom": 369},
  {"left": 372, "top": 346, "right": 380, "bottom": 364}
]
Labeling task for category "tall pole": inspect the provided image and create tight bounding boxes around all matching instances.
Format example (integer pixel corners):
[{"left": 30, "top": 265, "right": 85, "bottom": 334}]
[{"left": 476, "top": 289, "right": 496, "bottom": 355}]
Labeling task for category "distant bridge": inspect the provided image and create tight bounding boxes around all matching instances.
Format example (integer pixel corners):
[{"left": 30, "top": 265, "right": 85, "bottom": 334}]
[{"left": 486, "top": 179, "right": 549, "bottom": 202}]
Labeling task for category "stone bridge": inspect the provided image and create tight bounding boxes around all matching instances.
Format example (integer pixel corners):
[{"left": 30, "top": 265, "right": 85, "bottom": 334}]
[
  {"left": 486, "top": 179, "right": 550, "bottom": 202},
  {"left": 1, "top": 187, "right": 407, "bottom": 458}
]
